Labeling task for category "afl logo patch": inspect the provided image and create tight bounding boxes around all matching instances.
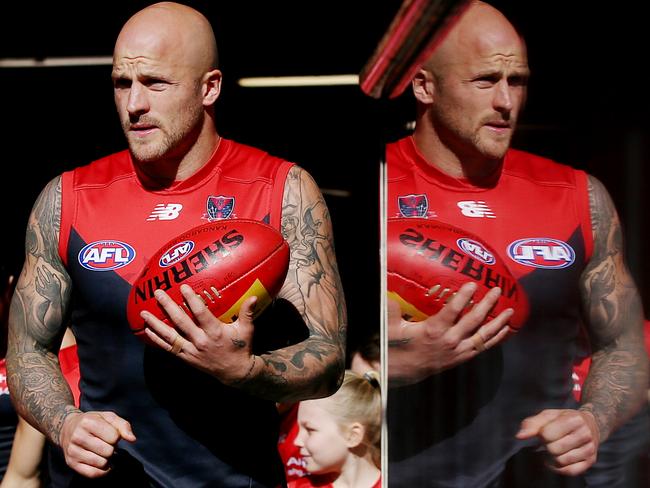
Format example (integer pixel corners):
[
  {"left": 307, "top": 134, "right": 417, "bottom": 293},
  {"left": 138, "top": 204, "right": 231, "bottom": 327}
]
[
  {"left": 159, "top": 240, "right": 195, "bottom": 267},
  {"left": 457, "top": 238, "right": 496, "bottom": 265},
  {"left": 508, "top": 238, "right": 575, "bottom": 269},
  {"left": 78, "top": 240, "right": 136, "bottom": 271}
]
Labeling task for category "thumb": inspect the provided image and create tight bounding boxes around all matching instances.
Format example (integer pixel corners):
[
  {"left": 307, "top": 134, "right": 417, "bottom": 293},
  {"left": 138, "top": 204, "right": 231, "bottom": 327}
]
[
  {"left": 387, "top": 298, "right": 403, "bottom": 326},
  {"left": 238, "top": 295, "right": 258, "bottom": 324},
  {"left": 100, "top": 412, "right": 136, "bottom": 443},
  {"left": 516, "top": 409, "right": 561, "bottom": 439}
]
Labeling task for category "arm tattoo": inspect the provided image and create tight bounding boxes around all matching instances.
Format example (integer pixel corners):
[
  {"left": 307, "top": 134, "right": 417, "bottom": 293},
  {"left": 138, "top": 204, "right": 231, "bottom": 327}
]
[
  {"left": 6, "top": 176, "right": 78, "bottom": 445},
  {"left": 579, "top": 175, "right": 648, "bottom": 441},
  {"left": 238, "top": 166, "right": 347, "bottom": 401}
]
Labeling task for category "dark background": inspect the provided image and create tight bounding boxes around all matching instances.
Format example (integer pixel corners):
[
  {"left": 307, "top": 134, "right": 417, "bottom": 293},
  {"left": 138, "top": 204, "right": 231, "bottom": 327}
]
[{"left": 1, "top": 1, "right": 648, "bottom": 357}]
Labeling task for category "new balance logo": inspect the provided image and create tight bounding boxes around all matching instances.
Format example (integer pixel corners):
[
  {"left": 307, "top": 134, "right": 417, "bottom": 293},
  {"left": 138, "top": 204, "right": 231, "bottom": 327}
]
[
  {"left": 146, "top": 203, "right": 183, "bottom": 221},
  {"left": 457, "top": 200, "right": 496, "bottom": 218}
]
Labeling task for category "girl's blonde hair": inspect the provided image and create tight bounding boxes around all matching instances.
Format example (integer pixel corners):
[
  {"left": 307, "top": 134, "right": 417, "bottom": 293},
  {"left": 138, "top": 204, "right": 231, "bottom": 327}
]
[{"left": 320, "top": 369, "right": 381, "bottom": 467}]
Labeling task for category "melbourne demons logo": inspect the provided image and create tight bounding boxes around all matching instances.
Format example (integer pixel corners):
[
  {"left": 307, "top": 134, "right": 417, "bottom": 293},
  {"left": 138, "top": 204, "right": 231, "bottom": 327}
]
[
  {"left": 78, "top": 240, "right": 136, "bottom": 271},
  {"left": 398, "top": 194, "right": 428, "bottom": 217},
  {"left": 508, "top": 238, "right": 575, "bottom": 269},
  {"left": 159, "top": 240, "right": 195, "bottom": 267},
  {"left": 457, "top": 238, "right": 496, "bottom": 265},
  {"left": 205, "top": 195, "right": 235, "bottom": 221}
]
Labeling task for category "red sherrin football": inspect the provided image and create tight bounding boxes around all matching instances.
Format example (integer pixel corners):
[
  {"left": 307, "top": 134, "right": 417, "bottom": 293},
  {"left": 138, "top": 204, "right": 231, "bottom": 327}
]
[
  {"left": 387, "top": 218, "right": 528, "bottom": 330},
  {"left": 127, "top": 219, "right": 290, "bottom": 340}
]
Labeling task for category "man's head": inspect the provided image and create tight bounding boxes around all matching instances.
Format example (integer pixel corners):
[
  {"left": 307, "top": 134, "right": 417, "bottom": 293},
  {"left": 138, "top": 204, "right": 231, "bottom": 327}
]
[
  {"left": 112, "top": 2, "right": 221, "bottom": 166},
  {"left": 413, "top": 0, "right": 529, "bottom": 164}
]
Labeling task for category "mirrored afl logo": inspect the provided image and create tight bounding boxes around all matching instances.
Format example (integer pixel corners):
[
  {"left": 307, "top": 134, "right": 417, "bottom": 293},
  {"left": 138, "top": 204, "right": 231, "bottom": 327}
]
[
  {"left": 159, "top": 240, "right": 195, "bottom": 267},
  {"left": 78, "top": 240, "right": 136, "bottom": 271},
  {"left": 508, "top": 238, "right": 575, "bottom": 269},
  {"left": 457, "top": 238, "right": 496, "bottom": 264}
]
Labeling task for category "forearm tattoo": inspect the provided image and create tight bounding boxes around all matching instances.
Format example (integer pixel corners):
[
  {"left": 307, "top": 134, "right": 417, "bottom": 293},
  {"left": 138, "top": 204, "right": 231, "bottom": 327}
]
[
  {"left": 239, "top": 167, "right": 346, "bottom": 401},
  {"left": 6, "top": 176, "right": 77, "bottom": 444},
  {"left": 579, "top": 175, "right": 648, "bottom": 441}
]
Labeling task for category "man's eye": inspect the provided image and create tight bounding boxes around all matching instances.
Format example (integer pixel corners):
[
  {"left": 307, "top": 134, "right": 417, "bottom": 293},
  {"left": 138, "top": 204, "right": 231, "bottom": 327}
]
[
  {"left": 474, "top": 77, "right": 496, "bottom": 87},
  {"left": 113, "top": 78, "right": 131, "bottom": 89},
  {"left": 509, "top": 75, "right": 529, "bottom": 87},
  {"left": 146, "top": 79, "right": 168, "bottom": 88}
]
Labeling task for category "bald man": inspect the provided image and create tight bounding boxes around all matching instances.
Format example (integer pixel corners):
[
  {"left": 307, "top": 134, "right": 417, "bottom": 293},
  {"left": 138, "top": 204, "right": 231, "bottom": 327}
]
[
  {"left": 386, "top": 1, "right": 648, "bottom": 487},
  {"left": 6, "top": 3, "right": 346, "bottom": 487}
]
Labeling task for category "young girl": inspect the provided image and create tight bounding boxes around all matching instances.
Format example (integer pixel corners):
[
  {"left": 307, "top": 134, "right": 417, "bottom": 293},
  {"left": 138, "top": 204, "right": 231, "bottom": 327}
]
[{"left": 290, "top": 370, "right": 381, "bottom": 488}]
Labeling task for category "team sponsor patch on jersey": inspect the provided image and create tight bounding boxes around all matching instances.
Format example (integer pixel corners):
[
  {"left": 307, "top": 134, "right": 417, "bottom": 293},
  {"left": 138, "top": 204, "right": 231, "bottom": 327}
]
[
  {"left": 457, "top": 238, "right": 496, "bottom": 265},
  {"left": 507, "top": 238, "right": 575, "bottom": 269},
  {"left": 205, "top": 195, "right": 235, "bottom": 220},
  {"left": 159, "top": 240, "right": 195, "bottom": 267},
  {"left": 398, "top": 194, "right": 428, "bottom": 217},
  {"left": 78, "top": 240, "right": 136, "bottom": 271}
]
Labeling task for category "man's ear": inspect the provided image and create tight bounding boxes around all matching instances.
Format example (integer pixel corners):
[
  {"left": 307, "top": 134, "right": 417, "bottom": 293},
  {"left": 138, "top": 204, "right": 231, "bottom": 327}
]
[
  {"left": 203, "top": 69, "right": 222, "bottom": 105},
  {"left": 412, "top": 68, "right": 435, "bottom": 104},
  {"left": 344, "top": 422, "right": 366, "bottom": 448}
]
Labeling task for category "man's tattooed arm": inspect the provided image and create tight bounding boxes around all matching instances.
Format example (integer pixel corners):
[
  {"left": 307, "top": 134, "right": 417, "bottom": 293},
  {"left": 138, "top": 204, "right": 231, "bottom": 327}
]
[
  {"left": 6, "top": 176, "right": 77, "bottom": 445},
  {"left": 579, "top": 175, "right": 649, "bottom": 442},
  {"left": 237, "top": 166, "right": 347, "bottom": 402}
]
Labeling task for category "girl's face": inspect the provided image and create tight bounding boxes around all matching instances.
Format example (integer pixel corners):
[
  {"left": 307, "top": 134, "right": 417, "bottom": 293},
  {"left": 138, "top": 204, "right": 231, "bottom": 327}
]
[{"left": 294, "top": 399, "right": 350, "bottom": 475}]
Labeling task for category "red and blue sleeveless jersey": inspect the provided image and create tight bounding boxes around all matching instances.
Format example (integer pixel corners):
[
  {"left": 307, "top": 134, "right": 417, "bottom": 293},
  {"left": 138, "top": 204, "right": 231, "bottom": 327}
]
[
  {"left": 56, "top": 139, "right": 293, "bottom": 487},
  {"left": 386, "top": 136, "right": 593, "bottom": 487}
]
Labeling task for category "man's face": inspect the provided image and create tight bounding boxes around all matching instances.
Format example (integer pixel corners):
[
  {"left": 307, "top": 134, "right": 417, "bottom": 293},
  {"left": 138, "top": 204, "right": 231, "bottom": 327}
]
[
  {"left": 430, "top": 35, "right": 529, "bottom": 161},
  {"left": 112, "top": 40, "right": 205, "bottom": 165}
]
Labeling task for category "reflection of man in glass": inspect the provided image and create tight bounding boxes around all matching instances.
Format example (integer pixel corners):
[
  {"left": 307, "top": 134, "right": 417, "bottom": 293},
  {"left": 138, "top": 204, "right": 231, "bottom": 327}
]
[{"left": 386, "top": 2, "right": 648, "bottom": 486}]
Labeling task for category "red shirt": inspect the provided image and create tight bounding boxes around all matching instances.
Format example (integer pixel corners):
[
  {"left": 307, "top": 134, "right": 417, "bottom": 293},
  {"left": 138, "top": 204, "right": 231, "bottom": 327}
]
[
  {"left": 277, "top": 403, "right": 308, "bottom": 481},
  {"left": 59, "top": 344, "right": 81, "bottom": 407},
  {"left": 288, "top": 475, "right": 381, "bottom": 488}
]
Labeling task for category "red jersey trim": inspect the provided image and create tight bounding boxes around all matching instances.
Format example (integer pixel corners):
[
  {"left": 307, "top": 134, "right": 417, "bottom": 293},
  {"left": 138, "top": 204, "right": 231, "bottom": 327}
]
[
  {"left": 270, "top": 162, "right": 293, "bottom": 230},
  {"left": 575, "top": 170, "right": 593, "bottom": 262},
  {"left": 59, "top": 172, "right": 74, "bottom": 267}
]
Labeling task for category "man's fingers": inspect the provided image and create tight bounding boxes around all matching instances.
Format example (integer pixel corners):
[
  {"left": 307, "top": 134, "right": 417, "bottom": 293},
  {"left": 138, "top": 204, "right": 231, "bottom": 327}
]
[
  {"left": 62, "top": 411, "right": 136, "bottom": 479},
  {"left": 66, "top": 440, "right": 114, "bottom": 470},
  {"left": 143, "top": 286, "right": 201, "bottom": 346},
  {"left": 461, "top": 309, "right": 513, "bottom": 353},
  {"left": 72, "top": 412, "right": 135, "bottom": 446},
  {"left": 542, "top": 410, "right": 598, "bottom": 471},
  {"left": 548, "top": 459, "right": 595, "bottom": 477},
  {"left": 516, "top": 409, "right": 599, "bottom": 476},
  {"left": 436, "top": 282, "right": 478, "bottom": 323},
  {"left": 455, "top": 286, "right": 503, "bottom": 334},
  {"left": 547, "top": 438, "right": 596, "bottom": 469},
  {"left": 99, "top": 412, "right": 136, "bottom": 442},
  {"left": 179, "top": 284, "right": 215, "bottom": 328},
  {"left": 482, "top": 321, "right": 511, "bottom": 349},
  {"left": 142, "top": 317, "right": 183, "bottom": 354},
  {"left": 69, "top": 462, "right": 112, "bottom": 479},
  {"left": 516, "top": 409, "right": 563, "bottom": 439},
  {"left": 152, "top": 288, "right": 190, "bottom": 323},
  {"left": 538, "top": 412, "right": 590, "bottom": 447}
]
